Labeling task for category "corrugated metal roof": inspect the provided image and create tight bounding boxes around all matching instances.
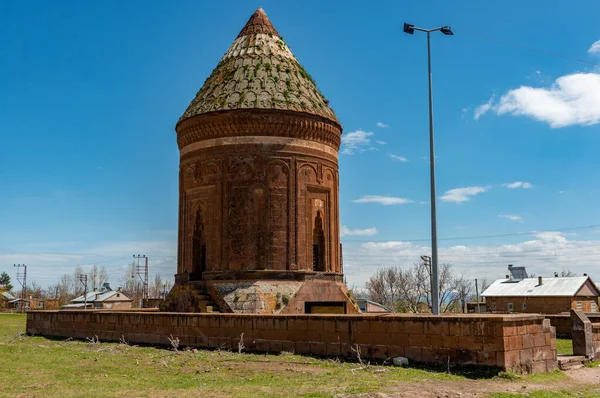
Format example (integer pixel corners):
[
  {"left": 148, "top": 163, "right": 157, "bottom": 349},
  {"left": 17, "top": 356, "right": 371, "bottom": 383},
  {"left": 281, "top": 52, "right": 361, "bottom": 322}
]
[
  {"left": 482, "top": 276, "right": 595, "bottom": 297},
  {"left": 1, "top": 292, "right": 15, "bottom": 300},
  {"left": 71, "top": 290, "right": 131, "bottom": 303}
]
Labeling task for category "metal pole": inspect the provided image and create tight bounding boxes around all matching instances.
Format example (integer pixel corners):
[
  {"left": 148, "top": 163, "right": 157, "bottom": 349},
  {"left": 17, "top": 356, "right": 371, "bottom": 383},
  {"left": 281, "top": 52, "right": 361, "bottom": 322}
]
[
  {"left": 427, "top": 31, "right": 440, "bottom": 315},
  {"left": 475, "top": 279, "right": 480, "bottom": 313}
]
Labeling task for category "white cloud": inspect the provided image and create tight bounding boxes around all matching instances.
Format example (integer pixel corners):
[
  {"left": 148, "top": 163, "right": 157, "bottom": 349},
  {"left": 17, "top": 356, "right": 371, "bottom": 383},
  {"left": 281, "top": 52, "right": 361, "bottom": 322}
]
[
  {"left": 0, "top": 240, "right": 177, "bottom": 288},
  {"left": 495, "top": 73, "right": 600, "bottom": 128},
  {"left": 588, "top": 40, "right": 600, "bottom": 55},
  {"left": 504, "top": 181, "right": 533, "bottom": 189},
  {"left": 340, "top": 226, "right": 377, "bottom": 237},
  {"left": 341, "top": 231, "right": 600, "bottom": 288},
  {"left": 376, "top": 140, "right": 387, "bottom": 145},
  {"left": 389, "top": 154, "right": 408, "bottom": 162},
  {"left": 499, "top": 214, "right": 524, "bottom": 223},
  {"left": 419, "top": 201, "right": 429, "bottom": 205},
  {"left": 353, "top": 195, "right": 413, "bottom": 205},
  {"left": 376, "top": 122, "right": 389, "bottom": 128},
  {"left": 341, "top": 129, "right": 375, "bottom": 155},
  {"left": 474, "top": 96, "right": 494, "bottom": 120},
  {"left": 440, "top": 186, "right": 488, "bottom": 203}
]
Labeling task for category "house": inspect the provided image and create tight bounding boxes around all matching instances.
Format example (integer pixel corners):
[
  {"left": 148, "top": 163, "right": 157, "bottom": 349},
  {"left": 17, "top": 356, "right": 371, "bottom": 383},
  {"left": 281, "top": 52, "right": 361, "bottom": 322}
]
[
  {"left": 0, "top": 291, "right": 16, "bottom": 311},
  {"left": 63, "top": 283, "right": 132, "bottom": 310},
  {"left": 356, "top": 299, "right": 392, "bottom": 313},
  {"left": 482, "top": 266, "right": 600, "bottom": 314}
]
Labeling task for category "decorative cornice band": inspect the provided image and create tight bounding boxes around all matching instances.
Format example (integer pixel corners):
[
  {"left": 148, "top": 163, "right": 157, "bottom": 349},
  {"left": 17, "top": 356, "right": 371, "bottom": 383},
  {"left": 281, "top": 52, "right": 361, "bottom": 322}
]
[{"left": 176, "top": 109, "right": 342, "bottom": 151}]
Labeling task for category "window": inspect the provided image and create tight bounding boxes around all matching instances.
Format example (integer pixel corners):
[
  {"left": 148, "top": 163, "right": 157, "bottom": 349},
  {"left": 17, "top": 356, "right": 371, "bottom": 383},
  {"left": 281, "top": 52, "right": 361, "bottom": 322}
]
[
  {"left": 522, "top": 302, "right": 527, "bottom": 310},
  {"left": 508, "top": 303, "right": 514, "bottom": 312},
  {"left": 592, "top": 302, "right": 597, "bottom": 312},
  {"left": 576, "top": 301, "right": 583, "bottom": 310},
  {"left": 38, "top": 301, "right": 45, "bottom": 309}
]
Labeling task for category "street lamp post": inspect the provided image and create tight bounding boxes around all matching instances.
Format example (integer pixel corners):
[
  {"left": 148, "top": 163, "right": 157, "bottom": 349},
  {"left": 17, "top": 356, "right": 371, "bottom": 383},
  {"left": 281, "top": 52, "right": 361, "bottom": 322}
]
[{"left": 404, "top": 23, "right": 453, "bottom": 315}]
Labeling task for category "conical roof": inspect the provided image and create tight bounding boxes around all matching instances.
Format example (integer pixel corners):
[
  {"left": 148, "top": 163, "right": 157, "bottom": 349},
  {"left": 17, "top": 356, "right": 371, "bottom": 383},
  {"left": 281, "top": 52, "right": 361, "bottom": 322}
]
[{"left": 178, "top": 8, "right": 339, "bottom": 125}]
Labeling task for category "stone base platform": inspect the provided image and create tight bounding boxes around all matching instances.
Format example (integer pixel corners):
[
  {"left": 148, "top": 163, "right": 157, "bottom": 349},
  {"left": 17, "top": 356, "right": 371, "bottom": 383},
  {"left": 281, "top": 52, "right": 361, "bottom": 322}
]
[
  {"left": 26, "top": 311, "right": 558, "bottom": 374},
  {"left": 164, "top": 273, "right": 359, "bottom": 314}
]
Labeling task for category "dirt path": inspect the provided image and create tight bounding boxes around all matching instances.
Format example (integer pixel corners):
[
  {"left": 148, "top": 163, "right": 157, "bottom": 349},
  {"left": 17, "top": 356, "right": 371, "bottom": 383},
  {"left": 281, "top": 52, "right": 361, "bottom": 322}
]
[{"left": 355, "top": 367, "right": 600, "bottom": 397}]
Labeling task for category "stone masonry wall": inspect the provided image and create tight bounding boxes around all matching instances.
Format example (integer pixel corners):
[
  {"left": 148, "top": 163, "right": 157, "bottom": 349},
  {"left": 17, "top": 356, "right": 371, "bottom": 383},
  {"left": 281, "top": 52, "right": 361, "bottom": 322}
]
[
  {"left": 593, "top": 323, "right": 600, "bottom": 360},
  {"left": 546, "top": 313, "right": 600, "bottom": 338},
  {"left": 26, "top": 311, "right": 557, "bottom": 374}
]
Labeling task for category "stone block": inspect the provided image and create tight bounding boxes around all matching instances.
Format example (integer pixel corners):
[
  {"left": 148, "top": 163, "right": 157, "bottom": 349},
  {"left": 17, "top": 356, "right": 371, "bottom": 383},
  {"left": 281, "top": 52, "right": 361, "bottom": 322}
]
[
  {"left": 322, "top": 319, "right": 336, "bottom": 333},
  {"left": 426, "top": 321, "right": 448, "bottom": 335},
  {"left": 310, "top": 342, "right": 327, "bottom": 356},
  {"left": 408, "top": 333, "right": 431, "bottom": 348},
  {"left": 370, "top": 345, "right": 388, "bottom": 360},
  {"left": 522, "top": 334, "right": 534, "bottom": 349},
  {"left": 404, "top": 321, "right": 424, "bottom": 335},
  {"left": 504, "top": 350, "right": 520, "bottom": 367},
  {"left": 388, "top": 320, "right": 404, "bottom": 334},
  {"left": 391, "top": 333, "right": 409, "bottom": 347},
  {"left": 430, "top": 334, "right": 443, "bottom": 348},
  {"left": 506, "top": 335, "right": 523, "bottom": 351},
  {"left": 404, "top": 346, "right": 423, "bottom": 362},
  {"left": 326, "top": 343, "right": 341, "bottom": 357},
  {"left": 307, "top": 319, "right": 323, "bottom": 332},
  {"left": 443, "top": 334, "right": 459, "bottom": 349},
  {"left": 353, "top": 320, "right": 370, "bottom": 334},
  {"left": 255, "top": 339, "right": 270, "bottom": 352},
  {"left": 477, "top": 350, "right": 496, "bottom": 366},
  {"left": 388, "top": 345, "right": 405, "bottom": 358},
  {"left": 519, "top": 348, "right": 533, "bottom": 365},
  {"left": 447, "top": 322, "right": 462, "bottom": 336},
  {"left": 295, "top": 341, "right": 311, "bottom": 355}
]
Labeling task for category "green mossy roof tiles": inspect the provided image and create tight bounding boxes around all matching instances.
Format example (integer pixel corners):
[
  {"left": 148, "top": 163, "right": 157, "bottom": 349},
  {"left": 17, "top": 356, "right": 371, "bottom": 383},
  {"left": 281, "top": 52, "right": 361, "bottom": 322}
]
[{"left": 179, "top": 8, "right": 339, "bottom": 125}]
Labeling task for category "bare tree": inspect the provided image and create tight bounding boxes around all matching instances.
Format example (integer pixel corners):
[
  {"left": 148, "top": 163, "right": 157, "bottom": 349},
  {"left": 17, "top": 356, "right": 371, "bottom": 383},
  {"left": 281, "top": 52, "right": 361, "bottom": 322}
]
[
  {"left": 560, "top": 268, "right": 577, "bottom": 277},
  {"left": 88, "top": 264, "right": 109, "bottom": 291},
  {"left": 27, "top": 281, "right": 43, "bottom": 298},
  {"left": 365, "top": 262, "right": 471, "bottom": 313},
  {"left": 149, "top": 274, "right": 163, "bottom": 299}
]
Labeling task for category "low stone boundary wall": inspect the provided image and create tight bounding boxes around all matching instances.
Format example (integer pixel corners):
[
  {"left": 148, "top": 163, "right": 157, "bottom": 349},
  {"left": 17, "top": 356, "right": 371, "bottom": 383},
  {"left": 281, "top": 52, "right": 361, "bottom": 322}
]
[
  {"left": 593, "top": 323, "right": 600, "bottom": 360},
  {"left": 546, "top": 313, "right": 600, "bottom": 338},
  {"left": 26, "top": 311, "right": 557, "bottom": 373}
]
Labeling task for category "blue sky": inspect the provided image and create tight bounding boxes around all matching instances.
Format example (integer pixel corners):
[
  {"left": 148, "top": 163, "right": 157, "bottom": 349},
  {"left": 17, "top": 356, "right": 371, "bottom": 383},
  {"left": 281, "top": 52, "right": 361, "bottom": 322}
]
[{"left": 1, "top": 0, "right": 600, "bottom": 289}]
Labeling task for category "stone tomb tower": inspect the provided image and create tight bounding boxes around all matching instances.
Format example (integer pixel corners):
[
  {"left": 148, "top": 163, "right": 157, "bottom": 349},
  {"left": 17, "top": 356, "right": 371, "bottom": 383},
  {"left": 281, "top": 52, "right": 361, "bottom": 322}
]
[{"left": 165, "top": 8, "right": 358, "bottom": 314}]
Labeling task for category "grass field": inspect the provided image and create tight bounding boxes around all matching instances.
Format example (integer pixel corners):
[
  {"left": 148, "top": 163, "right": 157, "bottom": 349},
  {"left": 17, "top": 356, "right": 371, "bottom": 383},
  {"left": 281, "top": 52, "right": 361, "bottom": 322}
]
[
  {"left": 556, "top": 338, "right": 573, "bottom": 356},
  {"left": 0, "top": 313, "right": 598, "bottom": 397}
]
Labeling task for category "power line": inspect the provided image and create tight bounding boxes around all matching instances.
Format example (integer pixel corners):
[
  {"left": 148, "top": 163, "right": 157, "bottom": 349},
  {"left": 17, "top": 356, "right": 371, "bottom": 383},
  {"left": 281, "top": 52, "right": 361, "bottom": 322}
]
[
  {"left": 454, "top": 28, "right": 599, "bottom": 66},
  {"left": 341, "top": 223, "right": 600, "bottom": 243}
]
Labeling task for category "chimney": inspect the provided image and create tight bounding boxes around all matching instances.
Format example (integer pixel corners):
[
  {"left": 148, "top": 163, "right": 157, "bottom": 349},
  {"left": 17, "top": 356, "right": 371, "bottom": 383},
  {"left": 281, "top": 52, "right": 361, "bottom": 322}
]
[
  {"left": 508, "top": 264, "right": 513, "bottom": 269},
  {"left": 538, "top": 276, "right": 543, "bottom": 285}
]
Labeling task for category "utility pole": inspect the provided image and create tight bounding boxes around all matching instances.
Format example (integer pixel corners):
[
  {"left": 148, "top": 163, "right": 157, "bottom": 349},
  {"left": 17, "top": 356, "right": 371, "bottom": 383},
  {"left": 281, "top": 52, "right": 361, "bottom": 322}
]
[
  {"left": 420, "top": 255, "right": 434, "bottom": 309},
  {"left": 13, "top": 264, "right": 27, "bottom": 313},
  {"left": 162, "top": 284, "right": 167, "bottom": 300},
  {"left": 133, "top": 254, "right": 149, "bottom": 305},
  {"left": 78, "top": 274, "right": 88, "bottom": 310},
  {"left": 475, "top": 279, "right": 480, "bottom": 313}
]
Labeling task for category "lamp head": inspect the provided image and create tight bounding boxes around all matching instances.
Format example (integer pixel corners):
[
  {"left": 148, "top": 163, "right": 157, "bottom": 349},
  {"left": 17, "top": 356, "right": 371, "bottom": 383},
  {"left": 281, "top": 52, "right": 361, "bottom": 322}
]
[
  {"left": 440, "top": 26, "right": 453, "bottom": 35},
  {"left": 403, "top": 23, "right": 415, "bottom": 35}
]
